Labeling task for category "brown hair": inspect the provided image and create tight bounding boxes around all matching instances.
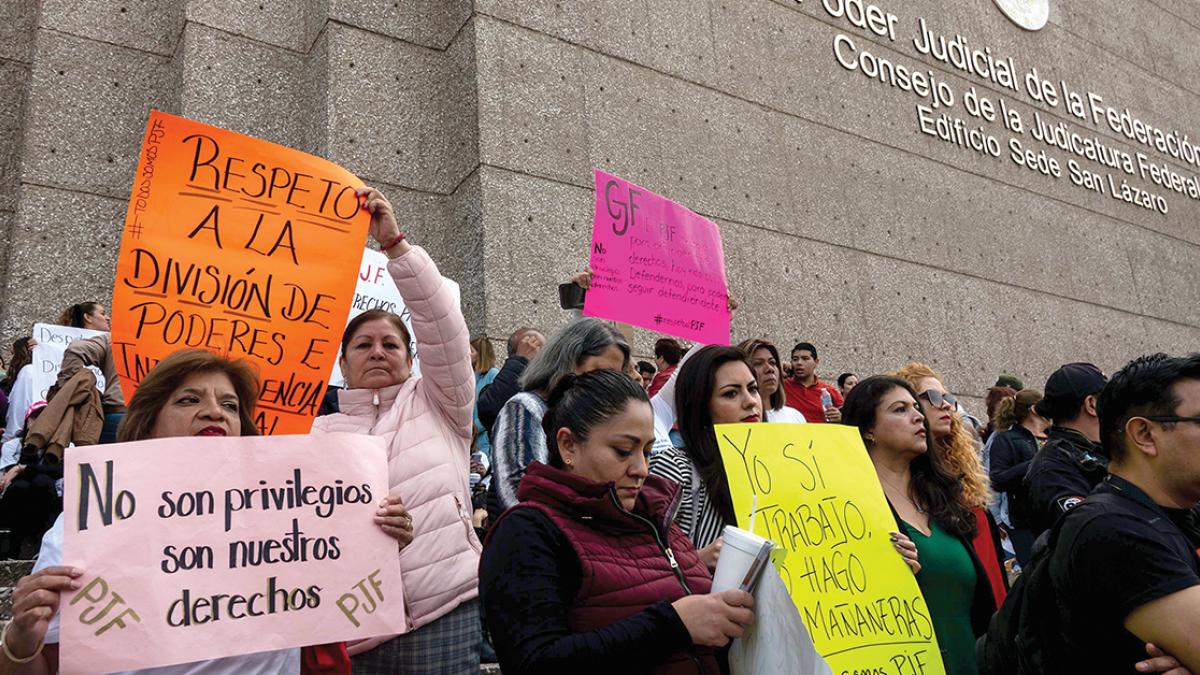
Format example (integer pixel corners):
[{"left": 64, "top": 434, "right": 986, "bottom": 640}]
[
  {"left": 993, "top": 389, "right": 1043, "bottom": 431},
  {"left": 116, "top": 349, "right": 261, "bottom": 442},
  {"left": 59, "top": 302, "right": 101, "bottom": 328},
  {"left": 471, "top": 336, "right": 496, "bottom": 375},
  {"left": 1, "top": 337, "right": 35, "bottom": 390},
  {"left": 985, "top": 386, "right": 1018, "bottom": 422},
  {"left": 340, "top": 310, "right": 412, "bottom": 359},
  {"left": 737, "top": 338, "right": 786, "bottom": 413},
  {"left": 891, "top": 362, "right": 991, "bottom": 509}
]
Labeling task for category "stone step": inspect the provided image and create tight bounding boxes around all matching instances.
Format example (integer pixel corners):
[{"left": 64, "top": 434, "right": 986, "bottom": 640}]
[
  {"left": 0, "top": 559, "right": 36, "bottom": 620},
  {"left": 0, "top": 559, "right": 35, "bottom": 587}
]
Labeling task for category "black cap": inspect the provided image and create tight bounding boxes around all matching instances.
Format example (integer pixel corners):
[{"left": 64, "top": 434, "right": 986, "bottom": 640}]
[{"left": 1035, "top": 363, "right": 1106, "bottom": 420}]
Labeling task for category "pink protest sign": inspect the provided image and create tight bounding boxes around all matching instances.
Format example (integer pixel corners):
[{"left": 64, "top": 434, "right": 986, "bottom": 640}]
[
  {"left": 60, "top": 433, "right": 404, "bottom": 674},
  {"left": 585, "top": 169, "right": 731, "bottom": 344}
]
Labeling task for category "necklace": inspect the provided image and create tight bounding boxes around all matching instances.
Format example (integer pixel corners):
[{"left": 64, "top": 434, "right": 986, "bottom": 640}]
[{"left": 879, "top": 475, "right": 926, "bottom": 514}]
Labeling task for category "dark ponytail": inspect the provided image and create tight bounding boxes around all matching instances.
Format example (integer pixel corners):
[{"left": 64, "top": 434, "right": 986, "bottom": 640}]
[
  {"left": 542, "top": 369, "right": 649, "bottom": 468},
  {"left": 59, "top": 302, "right": 99, "bottom": 328}
]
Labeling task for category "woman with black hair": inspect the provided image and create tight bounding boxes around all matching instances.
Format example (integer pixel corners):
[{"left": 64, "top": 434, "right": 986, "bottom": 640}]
[
  {"left": 648, "top": 346, "right": 762, "bottom": 570},
  {"left": 842, "top": 375, "right": 995, "bottom": 675},
  {"left": 56, "top": 302, "right": 109, "bottom": 331},
  {"left": 480, "top": 369, "right": 754, "bottom": 675}
]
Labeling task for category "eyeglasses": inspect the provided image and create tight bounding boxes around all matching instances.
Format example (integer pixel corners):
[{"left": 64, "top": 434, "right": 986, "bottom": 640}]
[
  {"left": 918, "top": 390, "right": 958, "bottom": 410},
  {"left": 1141, "top": 415, "right": 1200, "bottom": 425}
]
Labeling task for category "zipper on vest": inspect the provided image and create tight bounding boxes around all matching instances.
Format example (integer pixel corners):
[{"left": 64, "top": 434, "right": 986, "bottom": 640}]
[
  {"left": 611, "top": 491, "right": 692, "bottom": 595},
  {"left": 608, "top": 493, "right": 709, "bottom": 675}
]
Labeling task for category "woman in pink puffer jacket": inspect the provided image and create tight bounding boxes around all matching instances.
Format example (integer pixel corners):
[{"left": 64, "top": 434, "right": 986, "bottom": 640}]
[{"left": 312, "top": 187, "right": 480, "bottom": 674}]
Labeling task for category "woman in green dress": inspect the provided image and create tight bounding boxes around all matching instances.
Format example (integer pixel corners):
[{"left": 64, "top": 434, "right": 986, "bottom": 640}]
[{"left": 842, "top": 375, "right": 996, "bottom": 675}]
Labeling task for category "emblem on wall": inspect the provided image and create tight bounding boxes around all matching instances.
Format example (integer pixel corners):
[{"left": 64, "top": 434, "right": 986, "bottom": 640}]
[{"left": 993, "top": 0, "right": 1049, "bottom": 31}]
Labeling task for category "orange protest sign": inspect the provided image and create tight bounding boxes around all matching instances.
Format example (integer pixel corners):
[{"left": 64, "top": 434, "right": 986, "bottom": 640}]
[{"left": 112, "top": 110, "right": 370, "bottom": 435}]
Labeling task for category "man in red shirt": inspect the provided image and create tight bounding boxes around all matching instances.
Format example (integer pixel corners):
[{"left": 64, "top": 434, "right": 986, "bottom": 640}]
[
  {"left": 647, "top": 338, "right": 682, "bottom": 397},
  {"left": 782, "top": 342, "right": 844, "bottom": 423}
]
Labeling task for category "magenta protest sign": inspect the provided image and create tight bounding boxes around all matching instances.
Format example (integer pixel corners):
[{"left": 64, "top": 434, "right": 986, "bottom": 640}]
[
  {"left": 60, "top": 433, "right": 405, "bottom": 674},
  {"left": 585, "top": 170, "right": 731, "bottom": 344}
]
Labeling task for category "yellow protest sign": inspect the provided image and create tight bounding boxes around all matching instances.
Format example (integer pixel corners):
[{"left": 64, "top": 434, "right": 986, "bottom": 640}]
[{"left": 717, "top": 423, "right": 947, "bottom": 675}]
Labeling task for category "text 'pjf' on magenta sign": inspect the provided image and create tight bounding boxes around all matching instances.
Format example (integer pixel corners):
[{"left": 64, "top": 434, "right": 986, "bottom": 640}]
[{"left": 584, "top": 169, "right": 731, "bottom": 345}]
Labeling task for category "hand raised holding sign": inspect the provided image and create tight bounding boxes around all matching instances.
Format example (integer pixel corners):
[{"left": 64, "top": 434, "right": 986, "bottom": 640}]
[
  {"left": 359, "top": 187, "right": 411, "bottom": 259},
  {"left": 375, "top": 495, "right": 414, "bottom": 551},
  {"left": 570, "top": 268, "right": 593, "bottom": 290}
]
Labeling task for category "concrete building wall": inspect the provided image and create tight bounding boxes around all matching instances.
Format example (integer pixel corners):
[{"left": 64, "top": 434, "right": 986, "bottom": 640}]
[
  {"left": 1, "top": 0, "right": 1197, "bottom": 403},
  {"left": 469, "top": 0, "right": 1200, "bottom": 402},
  {"left": 0, "top": 0, "right": 480, "bottom": 339}
]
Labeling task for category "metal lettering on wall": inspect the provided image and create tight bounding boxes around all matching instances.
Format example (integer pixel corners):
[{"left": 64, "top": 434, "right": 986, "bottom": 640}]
[
  {"left": 820, "top": 0, "right": 1200, "bottom": 217},
  {"left": 993, "top": 0, "right": 1049, "bottom": 31}
]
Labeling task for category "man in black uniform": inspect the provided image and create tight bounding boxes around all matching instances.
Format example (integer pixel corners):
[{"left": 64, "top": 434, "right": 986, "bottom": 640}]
[
  {"left": 1047, "top": 353, "right": 1200, "bottom": 672},
  {"left": 1023, "top": 362, "right": 1108, "bottom": 536}
]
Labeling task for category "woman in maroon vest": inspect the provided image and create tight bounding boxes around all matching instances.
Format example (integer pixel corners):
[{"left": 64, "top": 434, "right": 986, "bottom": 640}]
[{"left": 480, "top": 369, "right": 755, "bottom": 675}]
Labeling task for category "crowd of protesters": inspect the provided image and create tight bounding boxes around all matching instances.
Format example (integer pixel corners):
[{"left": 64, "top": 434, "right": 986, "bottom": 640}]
[{"left": 0, "top": 185, "right": 1196, "bottom": 675}]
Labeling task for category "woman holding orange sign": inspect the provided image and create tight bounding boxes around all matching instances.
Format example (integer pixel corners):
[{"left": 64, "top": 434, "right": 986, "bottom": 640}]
[{"left": 311, "top": 187, "right": 481, "bottom": 673}]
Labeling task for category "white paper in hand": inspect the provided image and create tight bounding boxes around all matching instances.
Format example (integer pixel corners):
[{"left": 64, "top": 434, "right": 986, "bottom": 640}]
[{"left": 728, "top": 565, "right": 833, "bottom": 675}]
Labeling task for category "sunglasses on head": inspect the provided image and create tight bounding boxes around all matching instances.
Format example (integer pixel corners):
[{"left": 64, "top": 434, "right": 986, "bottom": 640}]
[{"left": 918, "top": 390, "right": 958, "bottom": 410}]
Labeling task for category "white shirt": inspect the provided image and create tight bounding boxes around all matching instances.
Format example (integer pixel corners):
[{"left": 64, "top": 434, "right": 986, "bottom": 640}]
[
  {"left": 34, "top": 516, "right": 301, "bottom": 675},
  {"left": 650, "top": 347, "right": 700, "bottom": 454},
  {"left": 767, "top": 406, "right": 808, "bottom": 424},
  {"left": 3, "top": 365, "right": 34, "bottom": 443},
  {"left": 1, "top": 437, "right": 20, "bottom": 468}
]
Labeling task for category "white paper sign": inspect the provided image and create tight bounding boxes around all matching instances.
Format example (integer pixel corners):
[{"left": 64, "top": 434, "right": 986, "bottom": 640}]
[
  {"left": 31, "top": 324, "right": 106, "bottom": 400},
  {"left": 327, "top": 249, "right": 461, "bottom": 388}
]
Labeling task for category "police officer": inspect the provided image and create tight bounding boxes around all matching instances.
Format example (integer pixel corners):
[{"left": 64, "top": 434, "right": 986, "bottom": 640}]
[{"left": 1023, "top": 362, "right": 1109, "bottom": 537}]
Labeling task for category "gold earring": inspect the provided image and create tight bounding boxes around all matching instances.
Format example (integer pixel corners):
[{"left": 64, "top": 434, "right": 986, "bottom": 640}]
[{"left": 564, "top": 458, "right": 573, "bottom": 466}]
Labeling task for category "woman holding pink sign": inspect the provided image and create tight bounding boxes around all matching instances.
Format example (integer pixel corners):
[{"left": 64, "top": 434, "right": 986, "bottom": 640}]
[
  {"left": 3, "top": 349, "right": 305, "bottom": 674},
  {"left": 5, "top": 348, "right": 414, "bottom": 674},
  {"left": 310, "top": 187, "right": 482, "bottom": 673}
]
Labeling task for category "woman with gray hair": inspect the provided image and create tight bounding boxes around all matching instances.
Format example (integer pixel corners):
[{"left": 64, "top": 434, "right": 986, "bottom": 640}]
[{"left": 487, "top": 317, "right": 630, "bottom": 521}]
